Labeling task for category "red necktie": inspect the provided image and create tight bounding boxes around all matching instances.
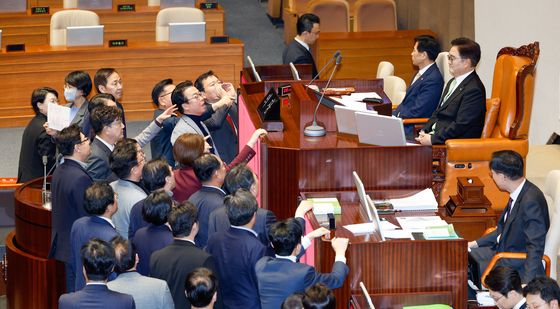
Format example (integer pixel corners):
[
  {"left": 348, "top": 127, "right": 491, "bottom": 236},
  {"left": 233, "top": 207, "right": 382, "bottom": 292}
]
[{"left": 226, "top": 114, "right": 237, "bottom": 137}]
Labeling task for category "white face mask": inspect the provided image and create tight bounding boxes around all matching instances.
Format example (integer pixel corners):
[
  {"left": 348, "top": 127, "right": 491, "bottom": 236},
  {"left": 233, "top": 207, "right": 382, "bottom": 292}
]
[{"left": 64, "top": 87, "right": 77, "bottom": 102}]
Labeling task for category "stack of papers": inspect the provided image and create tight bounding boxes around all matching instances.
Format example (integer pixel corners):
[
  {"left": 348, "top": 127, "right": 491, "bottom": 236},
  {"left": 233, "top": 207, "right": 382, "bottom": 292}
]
[
  {"left": 423, "top": 224, "right": 459, "bottom": 239},
  {"left": 309, "top": 198, "right": 341, "bottom": 215},
  {"left": 330, "top": 92, "right": 382, "bottom": 111},
  {"left": 389, "top": 188, "right": 438, "bottom": 211},
  {"left": 396, "top": 216, "right": 446, "bottom": 233}
]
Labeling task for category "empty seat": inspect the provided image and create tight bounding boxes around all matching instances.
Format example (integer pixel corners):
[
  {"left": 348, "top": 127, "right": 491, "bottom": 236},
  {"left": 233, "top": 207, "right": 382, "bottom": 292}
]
[
  {"left": 50, "top": 10, "right": 100, "bottom": 46},
  {"left": 435, "top": 51, "right": 453, "bottom": 88},
  {"left": 307, "top": 0, "right": 350, "bottom": 33},
  {"left": 155, "top": 7, "right": 205, "bottom": 42},
  {"left": 376, "top": 61, "right": 394, "bottom": 78},
  {"left": 383, "top": 75, "right": 406, "bottom": 105},
  {"left": 353, "top": 0, "right": 397, "bottom": 32}
]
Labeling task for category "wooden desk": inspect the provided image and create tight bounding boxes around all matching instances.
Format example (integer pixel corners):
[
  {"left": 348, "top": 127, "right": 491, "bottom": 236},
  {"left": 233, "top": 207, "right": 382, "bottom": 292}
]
[
  {"left": 0, "top": 5, "right": 224, "bottom": 48},
  {"left": 314, "top": 30, "right": 436, "bottom": 84},
  {"left": 239, "top": 80, "right": 432, "bottom": 220},
  {"left": 0, "top": 39, "right": 243, "bottom": 127},
  {"left": 27, "top": 0, "right": 148, "bottom": 8},
  {"left": 305, "top": 191, "right": 468, "bottom": 308}
]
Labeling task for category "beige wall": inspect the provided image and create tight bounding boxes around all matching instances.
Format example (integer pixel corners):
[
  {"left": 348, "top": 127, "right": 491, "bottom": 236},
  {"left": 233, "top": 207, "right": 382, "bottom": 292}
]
[{"left": 475, "top": 0, "right": 560, "bottom": 144}]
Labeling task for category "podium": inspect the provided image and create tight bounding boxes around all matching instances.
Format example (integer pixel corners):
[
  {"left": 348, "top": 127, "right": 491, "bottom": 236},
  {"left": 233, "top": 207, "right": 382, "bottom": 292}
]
[
  {"left": 6, "top": 177, "right": 66, "bottom": 308},
  {"left": 239, "top": 78, "right": 432, "bottom": 220},
  {"left": 304, "top": 191, "right": 468, "bottom": 308}
]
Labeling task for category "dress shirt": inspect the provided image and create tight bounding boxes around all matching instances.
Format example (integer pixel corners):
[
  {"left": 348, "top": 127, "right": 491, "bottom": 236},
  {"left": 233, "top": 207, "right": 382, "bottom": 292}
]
[
  {"left": 202, "top": 185, "right": 226, "bottom": 195},
  {"left": 294, "top": 37, "right": 309, "bottom": 51},
  {"left": 513, "top": 298, "right": 526, "bottom": 309},
  {"left": 441, "top": 69, "right": 474, "bottom": 106},
  {"left": 95, "top": 135, "right": 115, "bottom": 152},
  {"left": 413, "top": 62, "right": 435, "bottom": 85},
  {"left": 97, "top": 216, "right": 116, "bottom": 229}
]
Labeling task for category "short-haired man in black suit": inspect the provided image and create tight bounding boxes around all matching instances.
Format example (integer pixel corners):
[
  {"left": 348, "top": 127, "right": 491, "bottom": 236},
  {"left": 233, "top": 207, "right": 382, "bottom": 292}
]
[
  {"left": 58, "top": 238, "right": 135, "bottom": 309},
  {"left": 283, "top": 13, "right": 321, "bottom": 77},
  {"left": 485, "top": 266, "right": 526, "bottom": 309},
  {"left": 50, "top": 124, "right": 93, "bottom": 292}
]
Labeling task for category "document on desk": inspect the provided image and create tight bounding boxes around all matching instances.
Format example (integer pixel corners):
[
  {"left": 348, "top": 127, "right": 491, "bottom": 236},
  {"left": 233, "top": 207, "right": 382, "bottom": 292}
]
[
  {"left": 389, "top": 188, "right": 438, "bottom": 211},
  {"left": 396, "top": 216, "right": 447, "bottom": 233},
  {"left": 330, "top": 96, "right": 368, "bottom": 110},
  {"left": 47, "top": 103, "right": 71, "bottom": 131},
  {"left": 309, "top": 198, "right": 342, "bottom": 215},
  {"left": 343, "top": 221, "right": 407, "bottom": 237}
]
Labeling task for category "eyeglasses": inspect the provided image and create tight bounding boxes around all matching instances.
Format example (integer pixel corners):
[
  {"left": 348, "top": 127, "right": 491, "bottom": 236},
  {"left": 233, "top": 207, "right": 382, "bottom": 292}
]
[
  {"left": 79, "top": 138, "right": 90, "bottom": 144},
  {"left": 447, "top": 54, "right": 464, "bottom": 62},
  {"left": 186, "top": 92, "right": 204, "bottom": 102},
  {"left": 205, "top": 80, "right": 223, "bottom": 89},
  {"left": 159, "top": 91, "right": 173, "bottom": 98}
]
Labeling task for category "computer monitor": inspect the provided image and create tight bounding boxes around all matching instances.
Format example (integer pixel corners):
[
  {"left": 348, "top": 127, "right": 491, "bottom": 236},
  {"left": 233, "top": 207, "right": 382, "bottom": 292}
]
[
  {"left": 334, "top": 105, "right": 377, "bottom": 135},
  {"left": 66, "top": 25, "right": 104, "bottom": 47},
  {"left": 352, "top": 171, "right": 385, "bottom": 241},
  {"left": 160, "top": 0, "right": 195, "bottom": 8},
  {"left": 77, "top": 0, "right": 112, "bottom": 10},
  {"left": 168, "top": 22, "right": 206, "bottom": 43},
  {"left": 355, "top": 112, "right": 406, "bottom": 146},
  {"left": 0, "top": 0, "right": 26, "bottom": 13}
]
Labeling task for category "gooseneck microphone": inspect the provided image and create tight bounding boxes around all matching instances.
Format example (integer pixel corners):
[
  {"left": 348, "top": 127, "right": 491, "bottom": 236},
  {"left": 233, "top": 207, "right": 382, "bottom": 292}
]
[
  {"left": 306, "top": 50, "right": 341, "bottom": 88},
  {"left": 42, "top": 154, "right": 61, "bottom": 207},
  {"left": 303, "top": 54, "right": 342, "bottom": 137}
]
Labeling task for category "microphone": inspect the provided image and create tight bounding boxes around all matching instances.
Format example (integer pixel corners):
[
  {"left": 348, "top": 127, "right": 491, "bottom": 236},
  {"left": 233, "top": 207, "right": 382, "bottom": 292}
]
[
  {"left": 303, "top": 54, "right": 342, "bottom": 137},
  {"left": 42, "top": 154, "right": 61, "bottom": 208},
  {"left": 305, "top": 50, "right": 340, "bottom": 88}
]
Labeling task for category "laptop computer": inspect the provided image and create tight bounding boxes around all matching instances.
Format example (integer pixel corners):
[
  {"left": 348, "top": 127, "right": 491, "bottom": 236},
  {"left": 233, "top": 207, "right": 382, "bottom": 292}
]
[
  {"left": 77, "top": 0, "right": 112, "bottom": 10},
  {"left": 66, "top": 25, "right": 104, "bottom": 47},
  {"left": 334, "top": 105, "right": 377, "bottom": 135},
  {"left": 355, "top": 112, "right": 407, "bottom": 146},
  {"left": 168, "top": 22, "right": 206, "bottom": 43},
  {"left": 160, "top": 0, "right": 195, "bottom": 8},
  {"left": 353, "top": 171, "right": 385, "bottom": 241},
  {"left": 0, "top": 0, "right": 26, "bottom": 12}
]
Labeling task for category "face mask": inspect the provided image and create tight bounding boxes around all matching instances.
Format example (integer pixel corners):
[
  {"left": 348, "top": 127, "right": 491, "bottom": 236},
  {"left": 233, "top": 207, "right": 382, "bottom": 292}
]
[{"left": 64, "top": 87, "right": 77, "bottom": 102}]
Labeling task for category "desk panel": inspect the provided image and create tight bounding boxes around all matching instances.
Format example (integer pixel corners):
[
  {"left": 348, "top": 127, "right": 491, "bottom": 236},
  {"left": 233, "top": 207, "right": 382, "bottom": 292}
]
[
  {"left": 0, "top": 5, "right": 224, "bottom": 47},
  {"left": 27, "top": 0, "right": 148, "bottom": 8},
  {"left": 306, "top": 191, "right": 468, "bottom": 308},
  {"left": 314, "top": 30, "right": 436, "bottom": 84},
  {"left": 0, "top": 40, "right": 243, "bottom": 127}
]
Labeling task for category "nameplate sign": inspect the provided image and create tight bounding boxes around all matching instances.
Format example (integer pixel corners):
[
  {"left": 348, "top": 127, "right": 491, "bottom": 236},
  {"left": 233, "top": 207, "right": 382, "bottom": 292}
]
[
  {"left": 257, "top": 87, "right": 283, "bottom": 131},
  {"left": 6, "top": 44, "right": 25, "bottom": 52},
  {"left": 200, "top": 2, "right": 217, "bottom": 9},
  {"left": 109, "top": 39, "right": 128, "bottom": 47},
  {"left": 210, "top": 36, "right": 229, "bottom": 44},
  {"left": 117, "top": 4, "right": 135, "bottom": 11},
  {"left": 31, "top": 6, "right": 49, "bottom": 14}
]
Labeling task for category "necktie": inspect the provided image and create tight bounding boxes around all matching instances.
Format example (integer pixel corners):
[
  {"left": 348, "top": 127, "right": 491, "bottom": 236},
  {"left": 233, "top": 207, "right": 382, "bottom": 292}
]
[
  {"left": 503, "top": 198, "right": 513, "bottom": 223},
  {"left": 226, "top": 114, "right": 237, "bottom": 137},
  {"left": 441, "top": 78, "right": 457, "bottom": 105},
  {"left": 411, "top": 72, "right": 421, "bottom": 85}
]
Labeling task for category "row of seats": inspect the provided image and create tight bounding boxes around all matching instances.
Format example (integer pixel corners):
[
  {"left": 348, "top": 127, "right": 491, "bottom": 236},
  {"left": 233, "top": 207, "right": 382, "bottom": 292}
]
[
  {"left": 61, "top": 0, "right": 189, "bottom": 8},
  {"left": 50, "top": 7, "right": 204, "bottom": 45}
]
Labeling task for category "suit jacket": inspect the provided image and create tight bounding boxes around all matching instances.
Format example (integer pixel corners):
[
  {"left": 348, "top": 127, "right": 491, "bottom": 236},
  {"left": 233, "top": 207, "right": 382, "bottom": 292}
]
[
  {"left": 476, "top": 180, "right": 549, "bottom": 283},
  {"left": 71, "top": 216, "right": 119, "bottom": 291},
  {"left": 206, "top": 227, "right": 266, "bottom": 309},
  {"left": 207, "top": 103, "right": 239, "bottom": 164},
  {"left": 107, "top": 271, "right": 174, "bottom": 309},
  {"left": 49, "top": 159, "right": 93, "bottom": 263},
  {"left": 150, "top": 239, "right": 216, "bottom": 309},
  {"left": 111, "top": 179, "right": 148, "bottom": 238},
  {"left": 255, "top": 257, "right": 349, "bottom": 309},
  {"left": 150, "top": 110, "right": 178, "bottom": 167},
  {"left": 132, "top": 224, "right": 173, "bottom": 276},
  {"left": 134, "top": 120, "right": 163, "bottom": 148},
  {"left": 283, "top": 39, "right": 318, "bottom": 77},
  {"left": 423, "top": 71, "right": 486, "bottom": 145},
  {"left": 188, "top": 186, "right": 227, "bottom": 248},
  {"left": 128, "top": 199, "right": 149, "bottom": 240},
  {"left": 394, "top": 64, "right": 444, "bottom": 119},
  {"left": 17, "top": 113, "right": 57, "bottom": 183},
  {"left": 86, "top": 138, "right": 117, "bottom": 182},
  {"left": 172, "top": 145, "right": 256, "bottom": 202},
  {"left": 67, "top": 101, "right": 89, "bottom": 131},
  {"left": 170, "top": 115, "right": 220, "bottom": 157},
  {"left": 58, "top": 283, "right": 135, "bottom": 309}
]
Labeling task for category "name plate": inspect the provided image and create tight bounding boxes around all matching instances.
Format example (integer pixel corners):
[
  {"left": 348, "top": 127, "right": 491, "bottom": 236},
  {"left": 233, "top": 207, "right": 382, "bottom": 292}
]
[
  {"left": 31, "top": 6, "right": 49, "bottom": 14},
  {"left": 210, "top": 36, "right": 229, "bottom": 44},
  {"left": 6, "top": 44, "right": 25, "bottom": 52},
  {"left": 258, "top": 88, "right": 281, "bottom": 122},
  {"left": 109, "top": 39, "right": 128, "bottom": 47},
  {"left": 200, "top": 2, "right": 217, "bottom": 9},
  {"left": 117, "top": 4, "right": 135, "bottom": 11}
]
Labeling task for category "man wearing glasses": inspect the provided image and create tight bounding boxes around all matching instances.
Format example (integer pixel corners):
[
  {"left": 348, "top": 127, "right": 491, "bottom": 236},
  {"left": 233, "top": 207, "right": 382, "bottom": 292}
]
[
  {"left": 416, "top": 37, "right": 486, "bottom": 145},
  {"left": 484, "top": 266, "right": 526, "bottom": 309}
]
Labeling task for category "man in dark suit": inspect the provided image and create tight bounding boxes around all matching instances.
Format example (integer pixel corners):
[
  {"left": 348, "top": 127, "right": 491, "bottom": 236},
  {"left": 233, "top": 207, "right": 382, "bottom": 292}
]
[
  {"left": 208, "top": 164, "right": 316, "bottom": 256},
  {"left": 87, "top": 105, "right": 125, "bottom": 182},
  {"left": 50, "top": 124, "right": 93, "bottom": 292},
  {"left": 150, "top": 79, "right": 178, "bottom": 166},
  {"left": 206, "top": 189, "right": 266, "bottom": 308},
  {"left": 283, "top": 13, "right": 321, "bottom": 77},
  {"left": 256, "top": 219, "right": 349, "bottom": 309},
  {"left": 469, "top": 150, "right": 549, "bottom": 285},
  {"left": 150, "top": 202, "right": 217, "bottom": 309},
  {"left": 484, "top": 266, "right": 526, "bottom": 309},
  {"left": 185, "top": 268, "right": 218, "bottom": 309},
  {"left": 195, "top": 71, "right": 238, "bottom": 164},
  {"left": 94, "top": 68, "right": 128, "bottom": 137},
  {"left": 132, "top": 190, "right": 173, "bottom": 276},
  {"left": 393, "top": 35, "right": 444, "bottom": 138},
  {"left": 417, "top": 37, "right": 486, "bottom": 145},
  {"left": 58, "top": 238, "right": 135, "bottom": 309},
  {"left": 71, "top": 182, "right": 119, "bottom": 291}
]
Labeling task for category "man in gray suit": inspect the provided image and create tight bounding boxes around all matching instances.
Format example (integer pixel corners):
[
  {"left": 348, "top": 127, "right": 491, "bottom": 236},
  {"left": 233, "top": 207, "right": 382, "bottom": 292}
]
[
  {"left": 255, "top": 219, "right": 349, "bottom": 309},
  {"left": 110, "top": 139, "right": 148, "bottom": 238},
  {"left": 108, "top": 236, "right": 174, "bottom": 309}
]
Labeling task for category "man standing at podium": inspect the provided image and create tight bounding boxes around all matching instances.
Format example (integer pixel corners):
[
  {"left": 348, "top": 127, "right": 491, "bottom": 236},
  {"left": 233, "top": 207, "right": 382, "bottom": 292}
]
[
  {"left": 283, "top": 13, "right": 321, "bottom": 78},
  {"left": 468, "top": 150, "right": 549, "bottom": 287}
]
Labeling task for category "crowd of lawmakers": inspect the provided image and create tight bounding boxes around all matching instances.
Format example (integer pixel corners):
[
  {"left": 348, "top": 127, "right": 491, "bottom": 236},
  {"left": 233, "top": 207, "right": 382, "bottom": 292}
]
[{"left": 13, "top": 12, "right": 557, "bottom": 309}]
